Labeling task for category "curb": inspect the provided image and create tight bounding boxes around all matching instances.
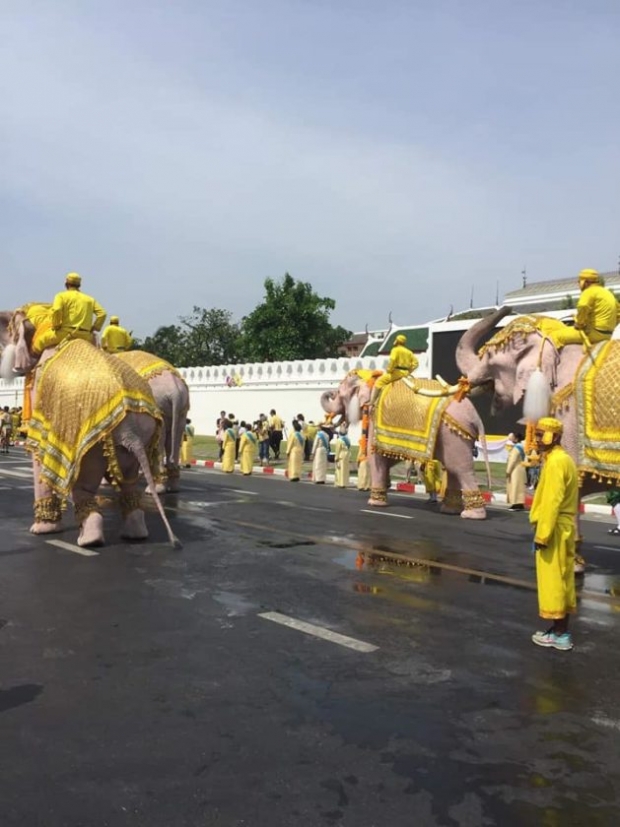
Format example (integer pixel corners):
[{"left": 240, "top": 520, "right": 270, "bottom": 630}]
[{"left": 189, "top": 460, "right": 612, "bottom": 516}]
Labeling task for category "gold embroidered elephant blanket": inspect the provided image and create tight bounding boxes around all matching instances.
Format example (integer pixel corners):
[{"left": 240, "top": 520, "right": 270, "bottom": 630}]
[
  {"left": 27, "top": 340, "right": 162, "bottom": 497},
  {"left": 115, "top": 350, "right": 185, "bottom": 382},
  {"left": 575, "top": 340, "right": 620, "bottom": 484},
  {"left": 373, "top": 378, "right": 451, "bottom": 461}
]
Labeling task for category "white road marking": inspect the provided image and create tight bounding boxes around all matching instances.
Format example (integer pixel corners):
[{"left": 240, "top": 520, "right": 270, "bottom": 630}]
[
  {"left": 17, "top": 485, "right": 34, "bottom": 490},
  {"left": 258, "top": 611, "right": 378, "bottom": 653},
  {"left": 594, "top": 545, "right": 620, "bottom": 552},
  {"left": 0, "top": 468, "right": 33, "bottom": 479},
  {"left": 222, "top": 488, "right": 259, "bottom": 496},
  {"left": 592, "top": 716, "right": 620, "bottom": 732},
  {"left": 360, "top": 509, "right": 414, "bottom": 520},
  {"left": 0, "top": 485, "right": 10, "bottom": 490},
  {"left": 46, "top": 539, "right": 100, "bottom": 557}
]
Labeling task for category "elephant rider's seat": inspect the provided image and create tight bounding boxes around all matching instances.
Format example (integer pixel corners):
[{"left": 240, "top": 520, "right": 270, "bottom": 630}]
[{"left": 373, "top": 375, "right": 472, "bottom": 462}]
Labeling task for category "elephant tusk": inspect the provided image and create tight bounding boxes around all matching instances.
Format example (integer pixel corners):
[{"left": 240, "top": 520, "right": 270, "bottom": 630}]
[
  {"left": 435, "top": 374, "right": 450, "bottom": 389},
  {"left": 414, "top": 383, "right": 461, "bottom": 398}
]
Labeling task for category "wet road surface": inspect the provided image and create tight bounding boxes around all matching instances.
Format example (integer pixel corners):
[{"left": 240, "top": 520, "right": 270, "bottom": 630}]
[{"left": 1, "top": 450, "right": 620, "bottom": 826}]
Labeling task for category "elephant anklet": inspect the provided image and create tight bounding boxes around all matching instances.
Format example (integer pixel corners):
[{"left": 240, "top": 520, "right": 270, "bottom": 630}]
[
  {"left": 119, "top": 491, "right": 144, "bottom": 517},
  {"left": 34, "top": 496, "right": 62, "bottom": 524}
]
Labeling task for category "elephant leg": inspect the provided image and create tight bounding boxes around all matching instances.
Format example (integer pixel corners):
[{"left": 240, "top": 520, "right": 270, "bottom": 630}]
[
  {"left": 119, "top": 484, "right": 148, "bottom": 541},
  {"left": 165, "top": 464, "right": 181, "bottom": 493},
  {"left": 440, "top": 473, "right": 463, "bottom": 515},
  {"left": 436, "top": 427, "right": 486, "bottom": 520},
  {"left": 31, "top": 456, "right": 63, "bottom": 535},
  {"left": 72, "top": 449, "right": 107, "bottom": 547},
  {"left": 367, "top": 454, "right": 391, "bottom": 507}
]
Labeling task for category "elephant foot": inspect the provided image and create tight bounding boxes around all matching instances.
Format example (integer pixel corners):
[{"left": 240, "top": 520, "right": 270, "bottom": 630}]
[
  {"left": 439, "top": 503, "right": 461, "bottom": 515},
  {"left": 121, "top": 509, "right": 149, "bottom": 541},
  {"left": 30, "top": 520, "right": 63, "bottom": 535},
  {"left": 367, "top": 498, "right": 389, "bottom": 507},
  {"left": 78, "top": 512, "right": 105, "bottom": 547},
  {"left": 460, "top": 508, "right": 487, "bottom": 520},
  {"left": 145, "top": 483, "right": 167, "bottom": 496}
]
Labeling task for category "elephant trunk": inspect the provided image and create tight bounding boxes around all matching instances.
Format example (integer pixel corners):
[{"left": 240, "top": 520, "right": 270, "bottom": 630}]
[
  {"left": 320, "top": 389, "right": 344, "bottom": 416},
  {"left": 455, "top": 307, "right": 514, "bottom": 379}
]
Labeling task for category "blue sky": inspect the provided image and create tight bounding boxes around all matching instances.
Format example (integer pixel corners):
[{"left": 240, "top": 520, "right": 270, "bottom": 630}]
[{"left": 2, "top": 0, "right": 619, "bottom": 337}]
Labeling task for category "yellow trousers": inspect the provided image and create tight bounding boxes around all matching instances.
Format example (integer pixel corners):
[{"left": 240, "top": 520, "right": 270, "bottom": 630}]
[
  {"left": 374, "top": 368, "right": 410, "bottom": 391},
  {"left": 33, "top": 327, "right": 92, "bottom": 354},
  {"left": 536, "top": 515, "right": 577, "bottom": 619},
  {"left": 552, "top": 326, "right": 610, "bottom": 349}
]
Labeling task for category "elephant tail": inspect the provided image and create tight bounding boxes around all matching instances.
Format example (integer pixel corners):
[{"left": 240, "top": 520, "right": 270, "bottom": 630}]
[{"left": 132, "top": 438, "right": 182, "bottom": 549}]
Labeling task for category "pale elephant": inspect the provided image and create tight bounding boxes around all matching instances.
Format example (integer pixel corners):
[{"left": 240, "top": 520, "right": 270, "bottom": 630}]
[
  {"left": 0, "top": 312, "right": 180, "bottom": 548},
  {"left": 453, "top": 306, "right": 620, "bottom": 499},
  {"left": 115, "top": 351, "right": 190, "bottom": 494},
  {"left": 320, "top": 372, "right": 491, "bottom": 518}
]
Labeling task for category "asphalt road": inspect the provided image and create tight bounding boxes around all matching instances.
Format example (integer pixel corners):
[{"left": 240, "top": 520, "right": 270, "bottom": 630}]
[{"left": 2, "top": 449, "right": 620, "bottom": 827}]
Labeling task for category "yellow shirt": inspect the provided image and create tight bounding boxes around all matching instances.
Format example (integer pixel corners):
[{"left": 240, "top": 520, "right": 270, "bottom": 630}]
[
  {"left": 387, "top": 344, "right": 419, "bottom": 373},
  {"left": 575, "top": 284, "right": 619, "bottom": 334},
  {"left": 269, "top": 415, "right": 284, "bottom": 431},
  {"left": 51, "top": 289, "right": 106, "bottom": 333},
  {"left": 306, "top": 424, "right": 318, "bottom": 442},
  {"left": 529, "top": 445, "right": 578, "bottom": 546},
  {"left": 102, "top": 324, "right": 132, "bottom": 352}
]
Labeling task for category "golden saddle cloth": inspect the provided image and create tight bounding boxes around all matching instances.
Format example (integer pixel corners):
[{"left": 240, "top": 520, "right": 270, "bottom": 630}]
[
  {"left": 373, "top": 378, "right": 451, "bottom": 461},
  {"left": 115, "top": 350, "right": 185, "bottom": 383},
  {"left": 27, "top": 340, "right": 162, "bottom": 497},
  {"left": 574, "top": 340, "right": 620, "bottom": 483}
]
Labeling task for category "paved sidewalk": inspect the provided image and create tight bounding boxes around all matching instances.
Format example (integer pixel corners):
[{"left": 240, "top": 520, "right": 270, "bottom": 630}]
[{"left": 189, "top": 458, "right": 613, "bottom": 517}]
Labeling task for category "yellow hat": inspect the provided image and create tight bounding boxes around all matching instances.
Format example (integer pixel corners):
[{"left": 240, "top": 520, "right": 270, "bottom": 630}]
[
  {"left": 110, "top": 315, "right": 119, "bottom": 324},
  {"left": 578, "top": 268, "right": 599, "bottom": 283},
  {"left": 395, "top": 334, "right": 407, "bottom": 345},
  {"left": 536, "top": 416, "right": 563, "bottom": 446},
  {"left": 65, "top": 272, "right": 81, "bottom": 286}
]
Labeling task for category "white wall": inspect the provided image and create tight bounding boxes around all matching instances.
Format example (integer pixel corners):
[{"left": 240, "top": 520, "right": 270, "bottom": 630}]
[{"left": 0, "top": 354, "right": 408, "bottom": 444}]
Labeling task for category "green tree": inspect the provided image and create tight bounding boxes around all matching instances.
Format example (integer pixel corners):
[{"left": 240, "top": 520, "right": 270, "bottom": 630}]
[
  {"left": 178, "top": 307, "right": 241, "bottom": 365},
  {"left": 140, "top": 324, "right": 187, "bottom": 365},
  {"left": 560, "top": 294, "right": 575, "bottom": 310},
  {"left": 240, "top": 273, "right": 351, "bottom": 360}
]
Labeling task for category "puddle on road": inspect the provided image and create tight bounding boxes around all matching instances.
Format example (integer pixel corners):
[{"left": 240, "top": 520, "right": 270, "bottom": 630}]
[
  {"left": 212, "top": 590, "right": 257, "bottom": 617},
  {"left": 0, "top": 684, "right": 43, "bottom": 713},
  {"left": 257, "top": 539, "right": 316, "bottom": 550}
]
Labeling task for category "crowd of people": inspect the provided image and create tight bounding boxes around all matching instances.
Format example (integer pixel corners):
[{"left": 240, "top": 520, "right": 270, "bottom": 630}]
[{"left": 212, "top": 410, "right": 361, "bottom": 489}]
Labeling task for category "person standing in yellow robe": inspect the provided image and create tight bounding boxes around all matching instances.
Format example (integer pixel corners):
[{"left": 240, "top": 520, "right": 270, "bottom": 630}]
[
  {"left": 334, "top": 425, "right": 351, "bottom": 488},
  {"left": 370, "top": 333, "right": 419, "bottom": 407},
  {"left": 529, "top": 417, "right": 579, "bottom": 652},
  {"left": 357, "top": 456, "right": 371, "bottom": 491},
  {"left": 506, "top": 432, "right": 527, "bottom": 511},
  {"left": 33, "top": 272, "right": 106, "bottom": 354},
  {"left": 287, "top": 420, "right": 304, "bottom": 481},
  {"left": 311, "top": 426, "right": 330, "bottom": 484},
  {"left": 101, "top": 315, "right": 133, "bottom": 352},
  {"left": 423, "top": 459, "right": 442, "bottom": 503},
  {"left": 238, "top": 426, "right": 258, "bottom": 475},
  {"left": 553, "top": 269, "right": 620, "bottom": 348},
  {"left": 180, "top": 418, "right": 195, "bottom": 467},
  {"left": 221, "top": 420, "right": 236, "bottom": 473}
]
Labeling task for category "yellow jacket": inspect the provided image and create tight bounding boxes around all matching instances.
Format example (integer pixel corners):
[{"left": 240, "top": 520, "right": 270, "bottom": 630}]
[
  {"left": 575, "top": 284, "right": 619, "bottom": 335},
  {"left": 102, "top": 324, "right": 133, "bottom": 352},
  {"left": 529, "top": 445, "right": 578, "bottom": 546},
  {"left": 51, "top": 289, "right": 106, "bottom": 333},
  {"left": 387, "top": 344, "right": 419, "bottom": 374}
]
